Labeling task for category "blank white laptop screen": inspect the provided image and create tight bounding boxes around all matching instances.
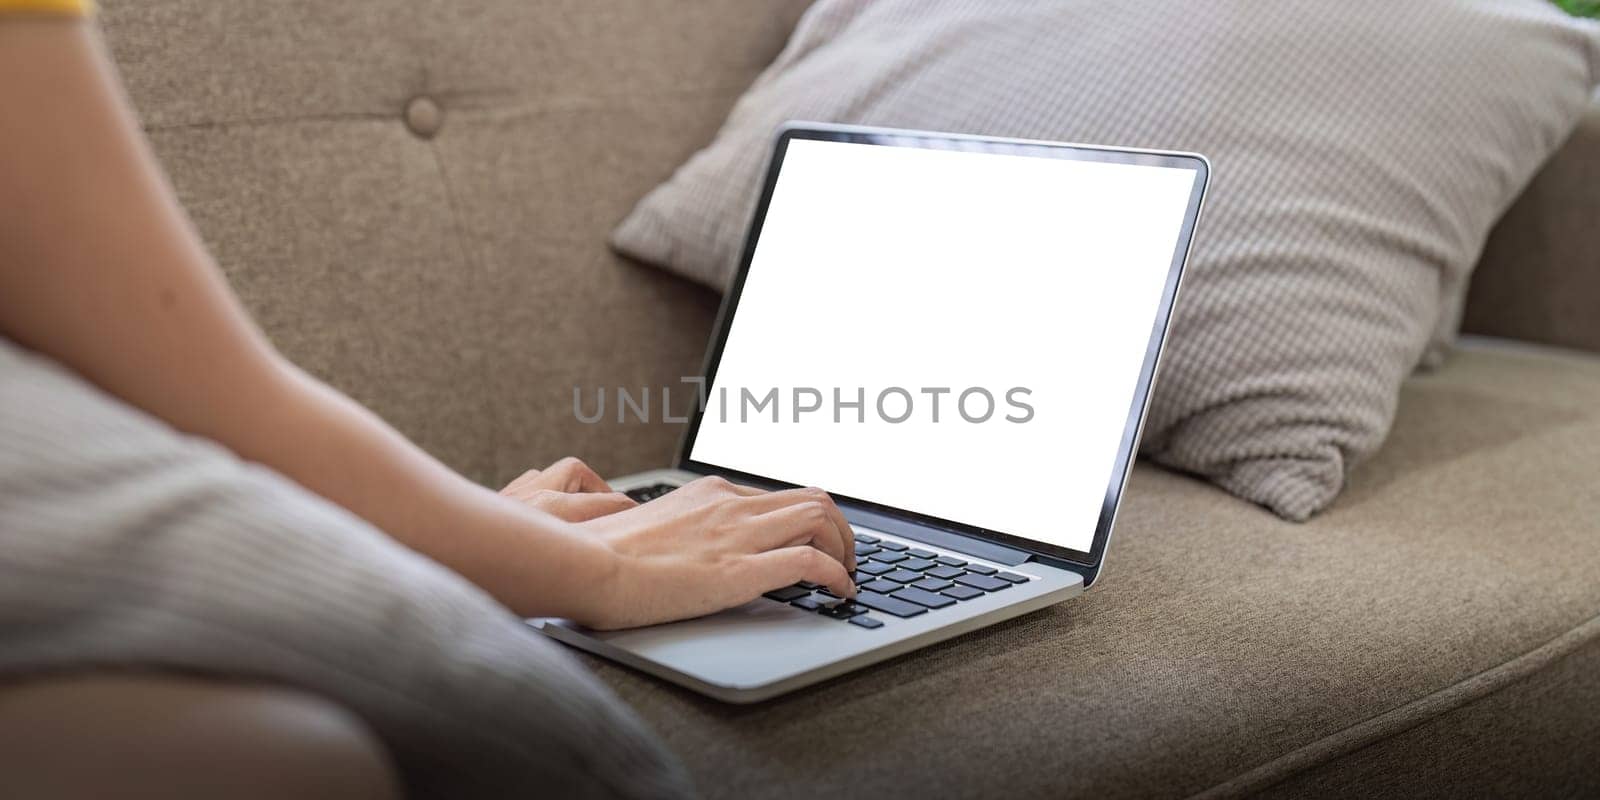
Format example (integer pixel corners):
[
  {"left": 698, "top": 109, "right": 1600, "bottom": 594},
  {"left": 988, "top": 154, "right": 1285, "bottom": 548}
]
[{"left": 688, "top": 137, "right": 1199, "bottom": 554}]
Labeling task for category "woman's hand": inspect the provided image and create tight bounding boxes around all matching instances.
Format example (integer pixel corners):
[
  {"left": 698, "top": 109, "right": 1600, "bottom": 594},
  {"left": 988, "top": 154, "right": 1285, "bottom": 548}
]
[
  {"left": 498, "top": 461, "right": 860, "bottom": 629},
  {"left": 571, "top": 476, "right": 857, "bottom": 630},
  {"left": 500, "top": 457, "right": 636, "bottom": 522}
]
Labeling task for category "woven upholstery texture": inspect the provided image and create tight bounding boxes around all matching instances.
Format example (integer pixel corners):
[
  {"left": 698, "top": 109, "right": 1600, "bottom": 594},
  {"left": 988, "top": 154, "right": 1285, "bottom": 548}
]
[
  {"left": 1467, "top": 106, "right": 1600, "bottom": 354},
  {"left": 598, "top": 338, "right": 1600, "bottom": 799},
  {"left": 611, "top": 0, "right": 1600, "bottom": 520}
]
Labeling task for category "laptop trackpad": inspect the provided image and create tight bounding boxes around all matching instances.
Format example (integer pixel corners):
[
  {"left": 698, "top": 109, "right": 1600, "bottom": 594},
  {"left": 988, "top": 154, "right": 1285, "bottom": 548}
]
[{"left": 546, "top": 600, "right": 878, "bottom": 690}]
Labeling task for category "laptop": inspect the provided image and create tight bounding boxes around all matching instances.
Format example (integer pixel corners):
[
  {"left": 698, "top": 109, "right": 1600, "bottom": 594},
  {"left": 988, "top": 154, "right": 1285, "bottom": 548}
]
[{"left": 533, "top": 123, "right": 1209, "bottom": 703}]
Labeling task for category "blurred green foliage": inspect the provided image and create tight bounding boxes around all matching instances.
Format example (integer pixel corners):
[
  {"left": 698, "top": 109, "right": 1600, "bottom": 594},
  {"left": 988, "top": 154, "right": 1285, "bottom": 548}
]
[{"left": 1554, "top": 0, "right": 1599, "bottom": 18}]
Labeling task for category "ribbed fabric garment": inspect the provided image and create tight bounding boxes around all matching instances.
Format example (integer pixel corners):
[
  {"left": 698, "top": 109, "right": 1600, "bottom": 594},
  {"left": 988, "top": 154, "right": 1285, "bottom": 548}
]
[{"left": 0, "top": 337, "right": 691, "bottom": 799}]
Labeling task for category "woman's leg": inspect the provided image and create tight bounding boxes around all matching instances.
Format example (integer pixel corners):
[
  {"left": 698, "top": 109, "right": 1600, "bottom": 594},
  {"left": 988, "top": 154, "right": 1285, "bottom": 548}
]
[{"left": 0, "top": 673, "right": 400, "bottom": 799}]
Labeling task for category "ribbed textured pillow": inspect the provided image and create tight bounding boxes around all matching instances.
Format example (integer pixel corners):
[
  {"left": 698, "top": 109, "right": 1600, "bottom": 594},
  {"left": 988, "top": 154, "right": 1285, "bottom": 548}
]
[{"left": 612, "top": 0, "right": 1600, "bottom": 520}]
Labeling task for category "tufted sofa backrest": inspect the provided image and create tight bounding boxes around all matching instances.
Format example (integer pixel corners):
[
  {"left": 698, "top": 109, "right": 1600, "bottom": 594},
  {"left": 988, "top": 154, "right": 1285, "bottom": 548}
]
[
  {"left": 96, "top": 0, "right": 812, "bottom": 485},
  {"left": 93, "top": 2, "right": 1600, "bottom": 489}
]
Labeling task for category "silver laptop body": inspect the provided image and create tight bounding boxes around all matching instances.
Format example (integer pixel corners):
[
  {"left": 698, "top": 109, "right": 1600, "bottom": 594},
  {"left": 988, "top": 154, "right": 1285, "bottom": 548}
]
[{"left": 533, "top": 123, "right": 1209, "bottom": 703}]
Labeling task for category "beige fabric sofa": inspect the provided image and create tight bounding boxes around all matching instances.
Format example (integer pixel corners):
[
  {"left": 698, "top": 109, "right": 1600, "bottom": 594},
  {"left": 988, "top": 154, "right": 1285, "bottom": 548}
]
[{"left": 96, "top": 2, "right": 1600, "bottom": 797}]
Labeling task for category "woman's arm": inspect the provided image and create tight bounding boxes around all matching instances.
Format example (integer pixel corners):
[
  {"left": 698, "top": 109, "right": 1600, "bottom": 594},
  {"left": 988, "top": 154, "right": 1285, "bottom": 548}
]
[{"left": 0, "top": 19, "right": 854, "bottom": 626}]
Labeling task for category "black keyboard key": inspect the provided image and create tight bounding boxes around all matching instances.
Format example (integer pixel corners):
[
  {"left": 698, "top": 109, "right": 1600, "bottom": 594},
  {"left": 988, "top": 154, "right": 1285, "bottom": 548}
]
[
  {"left": 854, "top": 542, "right": 880, "bottom": 557},
  {"left": 763, "top": 585, "right": 811, "bottom": 602},
  {"left": 849, "top": 615, "right": 885, "bottom": 629},
  {"left": 926, "top": 565, "right": 965, "bottom": 580},
  {"left": 860, "top": 579, "right": 902, "bottom": 594},
  {"left": 854, "top": 590, "right": 927, "bottom": 618},
  {"left": 876, "top": 540, "right": 908, "bottom": 552},
  {"left": 935, "top": 555, "right": 967, "bottom": 567},
  {"left": 953, "top": 573, "right": 1011, "bottom": 592},
  {"left": 791, "top": 596, "right": 825, "bottom": 611},
  {"left": 820, "top": 602, "right": 866, "bottom": 619},
  {"left": 623, "top": 483, "right": 676, "bottom": 502},
  {"left": 942, "top": 584, "right": 984, "bottom": 601},
  {"left": 896, "top": 585, "right": 953, "bottom": 608},
  {"left": 870, "top": 551, "right": 908, "bottom": 564},
  {"left": 899, "top": 558, "right": 936, "bottom": 572},
  {"left": 911, "top": 577, "right": 953, "bottom": 592},
  {"left": 857, "top": 561, "right": 894, "bottom": 576},
  {"left": 996, "top": 572, "right": 1031, "bottom": 584},
  {"left": 892, "top": 586, "right": 957, "bottom": 609},
  {"left": 965, "top": 563, "right": 998, "bottom": 575},
  {"left": 855, "top": 533, "right": 880, "bottom": 544},
  {"left": 907, "top": 548, "right": 937, "bottom": 559},
  {"left": 798, "top": 581, "right": 821, "bottom": 589},
  {"left": 882, "top": 569, "right": 924, "bottom": 584}
]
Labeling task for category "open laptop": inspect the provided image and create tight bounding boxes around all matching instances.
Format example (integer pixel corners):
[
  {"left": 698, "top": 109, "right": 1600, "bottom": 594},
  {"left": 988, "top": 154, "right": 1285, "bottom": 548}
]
[{"left": 533, "top": 123, "right": 1209, "bottom": 702}]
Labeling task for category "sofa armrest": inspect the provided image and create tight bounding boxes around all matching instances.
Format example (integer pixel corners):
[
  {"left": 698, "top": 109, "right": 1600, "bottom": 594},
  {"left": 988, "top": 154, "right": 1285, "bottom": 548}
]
[{"left": 1462, "top": 102, "right": 1600, "bottom": 354}]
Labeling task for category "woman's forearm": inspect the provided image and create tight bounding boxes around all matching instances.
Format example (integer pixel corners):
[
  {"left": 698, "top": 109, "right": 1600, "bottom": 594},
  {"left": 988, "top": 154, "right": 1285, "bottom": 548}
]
[
  {"left": 0, "top": 20, "right": 859, "bottom": 631},
  {"left": 0, "top": 20, "right": 611, "bottom": 621},
  {"left": 250, "top": 363, "right": 619, "bottom": 619}
]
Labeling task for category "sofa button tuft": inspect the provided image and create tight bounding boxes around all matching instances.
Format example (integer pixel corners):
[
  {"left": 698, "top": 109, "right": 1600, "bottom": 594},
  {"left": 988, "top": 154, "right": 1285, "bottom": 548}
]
[{"left": 404, "top": 96, "right": 443, "bottom": 139}]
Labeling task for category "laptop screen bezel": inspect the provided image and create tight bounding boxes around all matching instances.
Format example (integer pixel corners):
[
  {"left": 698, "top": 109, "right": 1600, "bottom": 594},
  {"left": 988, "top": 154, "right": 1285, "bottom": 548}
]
[{"left": 675, "top": 123, "right": 1209, "bottom": 570}]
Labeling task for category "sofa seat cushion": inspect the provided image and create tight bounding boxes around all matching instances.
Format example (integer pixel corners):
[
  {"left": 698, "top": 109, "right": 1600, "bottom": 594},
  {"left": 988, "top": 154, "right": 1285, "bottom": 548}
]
[{"left": 588, "top": 338, "right": 1600, "bottom": 798}]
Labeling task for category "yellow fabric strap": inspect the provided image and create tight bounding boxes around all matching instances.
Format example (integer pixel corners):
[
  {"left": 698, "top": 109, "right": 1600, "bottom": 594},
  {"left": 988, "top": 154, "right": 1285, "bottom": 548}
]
[{"left": 0, "top": 0, "right": 91, "bottom": 14}]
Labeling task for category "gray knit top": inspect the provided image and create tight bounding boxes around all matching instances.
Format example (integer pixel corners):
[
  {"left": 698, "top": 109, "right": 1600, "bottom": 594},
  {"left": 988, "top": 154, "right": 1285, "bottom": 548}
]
[{"left": 0, "top": 338, "right": 689, "bottom": 798}]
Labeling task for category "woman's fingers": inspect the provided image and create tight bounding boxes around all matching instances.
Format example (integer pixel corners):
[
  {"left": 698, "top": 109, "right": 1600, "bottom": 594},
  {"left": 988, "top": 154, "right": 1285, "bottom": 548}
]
[
  {"left": 742, "top": 545, "right": 854, "bottom": 600},
  {"left": 738, "top": 487, "right": 855, "bottom": 569},
  {"left": 536, "top": 491, "right": 636, "bottom": 522},
  {"left": 681, "top": 475, "right": 764, "bottom": 500},
  {"left": 535, "top": 457, "right": 613, "bottom": 493},
  {"left": 499, "top": 457, "right": 611, "bottom": 505},
  {"left": 500, "top": 457, "right": 612, "bottom": 498},
  {"left": 742, "top": 500, "right": 849, "bottom": 571},
  {"left": 499, "top": 468, "right": 546, "bottom": 502},
  {"left": 499, "top": 459, "right": 633, "bottom": 521}
]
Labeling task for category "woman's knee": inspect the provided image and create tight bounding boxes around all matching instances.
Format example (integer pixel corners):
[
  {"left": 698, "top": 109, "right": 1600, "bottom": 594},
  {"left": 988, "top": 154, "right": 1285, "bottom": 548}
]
[{"left": 0, "top": 673, "right": 401, "bottom": 799}]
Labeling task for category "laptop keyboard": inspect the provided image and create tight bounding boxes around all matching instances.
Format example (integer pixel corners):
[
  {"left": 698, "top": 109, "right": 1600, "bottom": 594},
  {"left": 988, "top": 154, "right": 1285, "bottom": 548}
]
[
  {"left": 620, "top": 484, "right": 1032, "bottom": 630},
  {"left": 624, "top": 483, "right": 678, "bottom": 503},
  {"left": 771, "top": 533, "right": 1032, "bottom": 628}
]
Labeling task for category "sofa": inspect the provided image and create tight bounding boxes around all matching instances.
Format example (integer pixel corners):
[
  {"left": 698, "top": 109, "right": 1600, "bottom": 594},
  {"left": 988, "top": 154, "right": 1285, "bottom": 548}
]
[{"left": 93, "top": 1, "right": 1600, "bottom": 797}]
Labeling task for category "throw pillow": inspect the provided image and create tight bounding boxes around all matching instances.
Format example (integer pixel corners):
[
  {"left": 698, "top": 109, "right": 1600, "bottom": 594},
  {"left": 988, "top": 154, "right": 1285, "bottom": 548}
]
[{"left": 611, "top": 0, "right": 1600, "bottom": 520}]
